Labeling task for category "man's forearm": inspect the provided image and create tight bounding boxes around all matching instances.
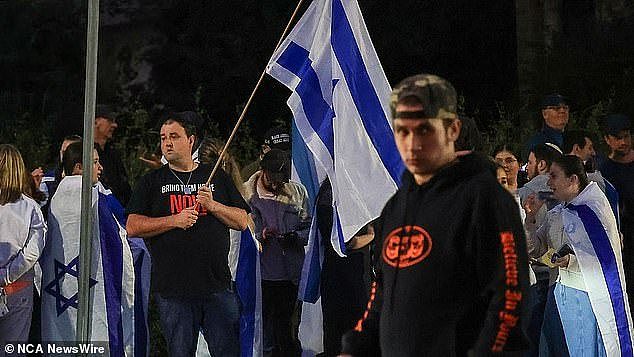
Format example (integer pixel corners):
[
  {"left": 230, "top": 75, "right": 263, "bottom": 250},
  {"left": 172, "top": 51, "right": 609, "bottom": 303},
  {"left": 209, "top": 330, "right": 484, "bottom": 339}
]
[
  {"left": 209, "top": 204, "right": 248, "bottom": 231},
  {"left": 127, "top": 214, "right": 176, "bottom": 238}
]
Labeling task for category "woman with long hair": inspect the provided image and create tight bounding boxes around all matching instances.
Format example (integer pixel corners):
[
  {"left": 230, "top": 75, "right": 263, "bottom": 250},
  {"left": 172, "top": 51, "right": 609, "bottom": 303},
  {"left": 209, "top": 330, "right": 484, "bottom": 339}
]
[
  {"left": 0, "top": 144, "right": 47, "bottom": 345},
  {"left": 493, "top": 145, "right": 524, "bottom": 192},
  {"left": 525, "top": 155, "right": 633, "bottom": 356}
]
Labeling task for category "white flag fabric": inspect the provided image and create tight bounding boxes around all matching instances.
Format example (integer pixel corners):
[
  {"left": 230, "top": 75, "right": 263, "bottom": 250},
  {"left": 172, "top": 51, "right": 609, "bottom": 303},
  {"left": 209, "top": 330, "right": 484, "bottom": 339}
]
[
  {"left": 40, "top": 177, "right": 137, "bottom": 356},
  {"left": 560, "top": 182, "right": 634, "bottom": 355}
]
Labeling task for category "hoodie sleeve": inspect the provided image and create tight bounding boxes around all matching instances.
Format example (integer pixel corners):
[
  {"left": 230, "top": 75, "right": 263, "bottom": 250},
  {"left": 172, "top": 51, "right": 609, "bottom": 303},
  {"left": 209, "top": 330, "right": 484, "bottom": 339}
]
[
  {"left": 471, "top": 184, "right": 531, "bottom": 354},
  {"left": 340, "top": 216, "right": 383, "bottom": 357}
]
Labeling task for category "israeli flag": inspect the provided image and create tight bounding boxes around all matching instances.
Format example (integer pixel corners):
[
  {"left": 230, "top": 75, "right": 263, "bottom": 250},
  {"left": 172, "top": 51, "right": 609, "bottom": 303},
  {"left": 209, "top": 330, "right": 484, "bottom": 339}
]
[
  {"left": 267, "top": 0, "right": 403, "bottom": 258},
  {"left": 562, "top": 182, "right": 634, "bottom": 356},
  {"left": 196, "top": 228, "right": 263, "bottom": 357},
  {"left": 267, "top": 0, "right": 403, "bottom": 354},
  {"left": 40, "top": 177, "right": 146, "bottom": 356}
]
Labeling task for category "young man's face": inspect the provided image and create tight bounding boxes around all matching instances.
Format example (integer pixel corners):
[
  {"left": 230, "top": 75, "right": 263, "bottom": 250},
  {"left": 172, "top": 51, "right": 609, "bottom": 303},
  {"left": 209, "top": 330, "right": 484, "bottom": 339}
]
[
  {"left": 541, "top": 104, "right": 569, "bottom": 131},
  {"left": 393, "top": 103, "right": 459, "bottom": 184},
  {"left": 92, "top": 149, "right": 103, "bottom": 184},
  {"left": 605, "top": 130, "right": 632, "bottom": 156},
  {"left": 574, "top": 137, "right": 596, "bottom": 162},
  {"left": 526, "top": 152, "right": 539, "bottom": 180},
  {"left": 71, "top": 149, "right": 102, "bottom": 184},
  {"left": 160, "top": 121, "right": 195, "bottom": 165}
]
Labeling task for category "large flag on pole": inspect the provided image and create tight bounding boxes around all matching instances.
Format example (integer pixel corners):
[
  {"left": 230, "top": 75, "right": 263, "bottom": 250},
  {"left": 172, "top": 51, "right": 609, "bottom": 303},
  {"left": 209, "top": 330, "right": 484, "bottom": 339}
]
[
  {"left": 267, "top": 0, "right": 403, "bottom": 257},
  {"left": 41, "top": 177, "right": 143, "bottom": 356},
  {"left": 561, "top": 182, "right": 634, "bottom": 355},
  {"left": 266, "top": 0, "right": 403, "bottom": 354}
]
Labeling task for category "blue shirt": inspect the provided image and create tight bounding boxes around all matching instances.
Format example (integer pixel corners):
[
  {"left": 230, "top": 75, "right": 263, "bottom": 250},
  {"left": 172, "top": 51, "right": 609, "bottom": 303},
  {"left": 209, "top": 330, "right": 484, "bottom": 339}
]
[{"left": 525, "top": 125, "right": 564, "bottom": 155}]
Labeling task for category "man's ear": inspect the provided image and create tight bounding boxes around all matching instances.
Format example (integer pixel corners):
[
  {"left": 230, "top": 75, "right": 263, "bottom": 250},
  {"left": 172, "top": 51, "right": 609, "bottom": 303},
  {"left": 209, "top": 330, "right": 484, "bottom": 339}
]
[
  {"left": 537, "top": 160, "right": 547, "bottom": 173},
  {"left": 72, "top": 162, "right": 83, "bottom": 175},
  {"left": 447, "top": 118, "right": 462, "bottom": 142},
  {"left": 571, "top": 144, "right": 581, "bottom": 155}
]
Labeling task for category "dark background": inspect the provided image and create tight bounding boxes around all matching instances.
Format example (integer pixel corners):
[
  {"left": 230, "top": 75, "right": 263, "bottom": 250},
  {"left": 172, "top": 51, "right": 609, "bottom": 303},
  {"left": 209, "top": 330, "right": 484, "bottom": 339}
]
[{"left": 1, "top": 0, "right": 633, "bottom": 170}]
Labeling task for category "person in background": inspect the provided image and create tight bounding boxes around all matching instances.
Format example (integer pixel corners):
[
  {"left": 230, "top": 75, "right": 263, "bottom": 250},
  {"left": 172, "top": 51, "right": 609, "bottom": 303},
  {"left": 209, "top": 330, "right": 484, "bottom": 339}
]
[
  {"left": 524, "top": 155, "right": 632, "bottom": 356},
  {"left": 525, "top": 94, "right": 569, "bottom": 155},
  {"left": 94, "top": 104, "right": 131, "bottom": 205},
  {"left": 493, "top": 145, "right": 524, "bottom": 192},
  {"left": 244, "top": 149, "right": 310, "bottom": 357},
  {"left": 0, "top": 144, "right": 47, "bottom": 351},
  {"left": 241, "top": 127, "right": 291, "bottom": 181},
  {"left": 599, "top": 113, "right": 634, "bottom": 311}
]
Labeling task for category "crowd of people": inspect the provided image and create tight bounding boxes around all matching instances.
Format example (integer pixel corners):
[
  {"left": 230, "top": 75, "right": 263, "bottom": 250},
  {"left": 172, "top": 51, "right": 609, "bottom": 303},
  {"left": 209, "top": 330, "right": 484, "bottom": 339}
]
[{"left": 1, "top": 72, "right": 633, "bottom": 357}]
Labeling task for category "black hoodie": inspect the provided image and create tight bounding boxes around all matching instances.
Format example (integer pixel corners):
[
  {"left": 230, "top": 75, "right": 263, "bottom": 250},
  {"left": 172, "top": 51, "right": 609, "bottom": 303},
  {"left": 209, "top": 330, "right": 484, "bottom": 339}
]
[{"left": 344, "top": 153, "right": 530, "bottom": 356}]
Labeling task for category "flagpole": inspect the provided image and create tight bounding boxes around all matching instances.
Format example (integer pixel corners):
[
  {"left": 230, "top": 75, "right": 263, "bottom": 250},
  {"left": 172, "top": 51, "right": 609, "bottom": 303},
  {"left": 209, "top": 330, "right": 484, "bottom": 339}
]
[
  {"left": 77, "top": 0, "right": 100, "bottom": 345},
  {"left": 204, "top": 0, "right": 305, "bottom": 187}
]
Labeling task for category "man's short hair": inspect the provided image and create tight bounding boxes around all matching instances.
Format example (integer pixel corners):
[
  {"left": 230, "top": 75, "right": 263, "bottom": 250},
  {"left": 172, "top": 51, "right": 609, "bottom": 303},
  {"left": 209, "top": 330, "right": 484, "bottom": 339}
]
[
  {"left": 161, "top": 111, "right": 201, "bottom": 138},
  {"left": 62, "top": 141, "right": 84, "bottom": 175},
  {"left": 563, "top": 129, "right": 592, "bottom": 154},
  {"left": 531, "top": 143, "right": 562, "bottom": 169},
  {"left": 603, "top": 114, "right": 631, "bottom": 137},
  {"left": 390, "top": 73, "right": 457, "bottom": 120}
]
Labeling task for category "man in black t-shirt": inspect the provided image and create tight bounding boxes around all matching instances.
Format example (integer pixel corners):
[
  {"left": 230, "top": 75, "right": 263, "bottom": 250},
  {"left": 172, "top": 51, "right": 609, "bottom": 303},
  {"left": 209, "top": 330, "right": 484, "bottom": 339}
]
[{"left": 126, "top": 112, "right": 249, "bottom": 356}]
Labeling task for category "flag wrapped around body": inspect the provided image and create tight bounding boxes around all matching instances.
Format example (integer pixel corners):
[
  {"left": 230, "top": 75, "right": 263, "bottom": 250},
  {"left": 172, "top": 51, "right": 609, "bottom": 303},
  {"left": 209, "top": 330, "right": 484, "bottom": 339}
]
[
  {"left": 40, "top": 177, "right": 144, "bottom": 356},
  {"left": 560, "top": 182, "right": 634, "bottom": 355}
]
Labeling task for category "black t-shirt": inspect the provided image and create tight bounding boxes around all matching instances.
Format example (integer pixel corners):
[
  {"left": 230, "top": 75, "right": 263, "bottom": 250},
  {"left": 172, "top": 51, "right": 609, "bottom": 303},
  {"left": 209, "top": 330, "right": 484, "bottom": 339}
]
[{"left": 126, "top": 163, "right": 250, "bottom": 297}]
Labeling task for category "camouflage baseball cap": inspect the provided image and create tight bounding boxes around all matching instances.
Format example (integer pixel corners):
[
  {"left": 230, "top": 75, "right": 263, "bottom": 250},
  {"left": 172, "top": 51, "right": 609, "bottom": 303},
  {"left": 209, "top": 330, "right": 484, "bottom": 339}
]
[{"left": 390, "top": 74, "right": 457, "bottom": 120}]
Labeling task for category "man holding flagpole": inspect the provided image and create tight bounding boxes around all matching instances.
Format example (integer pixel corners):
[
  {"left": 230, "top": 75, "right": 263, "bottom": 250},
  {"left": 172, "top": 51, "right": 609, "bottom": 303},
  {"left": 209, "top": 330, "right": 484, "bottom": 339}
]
[
  {"left": 342, "top": 74, "right": 531, "bottom": 356},
  {"left": 126, "top": 112, "right": 250, "bottom": 356}
]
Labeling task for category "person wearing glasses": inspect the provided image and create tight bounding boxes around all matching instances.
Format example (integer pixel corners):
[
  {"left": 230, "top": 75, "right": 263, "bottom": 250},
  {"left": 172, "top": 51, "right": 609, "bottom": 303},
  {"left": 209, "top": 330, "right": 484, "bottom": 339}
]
[
  {"left": 525, "top": 94, "right": 570, "bottom": 156},
  {"left": 493, "top": 145, "right": 524, "bottom": 192}
]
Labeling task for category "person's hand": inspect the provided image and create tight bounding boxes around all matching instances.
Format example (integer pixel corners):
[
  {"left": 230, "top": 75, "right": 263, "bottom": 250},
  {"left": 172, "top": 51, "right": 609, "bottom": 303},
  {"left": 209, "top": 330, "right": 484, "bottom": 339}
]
[
  {"left": 196, "top": 185, "right": 218, "bottom": 212},
  {"left": 553, "top": 254, "right": 570, "bottom": 268},
  {"left": 262, "top": 227, "right": 280, "bottom": 241},
  {"left": 139, "top": 151, "right": 162, "bottom": 169},
  {"left": 172, "top": 206, "right": 199, "bottom": 230},
  {"left": 31, "top": 167, "right": 44, "bottom": 188},
  {"left": 523, "top": 193, "right": 544, "bottom": 220}
]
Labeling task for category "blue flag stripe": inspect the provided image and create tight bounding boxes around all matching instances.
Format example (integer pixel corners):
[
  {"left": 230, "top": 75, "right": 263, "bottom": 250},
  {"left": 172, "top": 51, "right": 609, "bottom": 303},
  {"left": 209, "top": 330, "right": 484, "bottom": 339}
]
[
  {"left": 236, "top": 230, "right": 257, "bottom": 357},
  {"left": 605, "top": 179, "right": 620, "bottom": 228},
  {"left": 302, "top": 204, "right": 323, "bottom": 303},
  {"left": 133, "top": 249, "right": 148, "bottom": 357},
  {"left": 331, "top": 0, "right": 404, "bottom": 185},
  {"left": 98, "top": 194, "right": 125, "bottom": 356},
  {"left": 570, "top": 204, "right": 633, "bottom": 356},
  {"left": 292, "top": 121, "right": 320, "bottom": 209},
  {"left": 277, "top": 41, "right": 335, "bottom": 157}
]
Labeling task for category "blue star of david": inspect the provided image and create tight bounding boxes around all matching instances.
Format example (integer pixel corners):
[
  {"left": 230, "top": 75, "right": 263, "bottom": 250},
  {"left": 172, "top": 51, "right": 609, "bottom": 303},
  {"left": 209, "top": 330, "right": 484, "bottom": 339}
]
[{"left": 44, "top": 256, "right": 98, "bottom": 316}]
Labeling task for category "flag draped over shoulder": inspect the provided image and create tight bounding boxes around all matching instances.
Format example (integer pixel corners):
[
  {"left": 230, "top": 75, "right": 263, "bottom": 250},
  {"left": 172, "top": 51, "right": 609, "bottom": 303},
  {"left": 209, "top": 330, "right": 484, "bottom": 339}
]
[
  {"left": 562, "top": 182, "right": 634, "bottom": 356},
  {"left": 40, "top": 177, "right": 144, "bottom": 356}
]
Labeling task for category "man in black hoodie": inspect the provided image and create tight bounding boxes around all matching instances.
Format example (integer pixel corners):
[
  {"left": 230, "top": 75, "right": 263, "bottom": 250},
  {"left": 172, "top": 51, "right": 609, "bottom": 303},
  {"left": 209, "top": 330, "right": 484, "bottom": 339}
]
[{"left": 341, "top": 74, "right": 530, "bottom": 356}]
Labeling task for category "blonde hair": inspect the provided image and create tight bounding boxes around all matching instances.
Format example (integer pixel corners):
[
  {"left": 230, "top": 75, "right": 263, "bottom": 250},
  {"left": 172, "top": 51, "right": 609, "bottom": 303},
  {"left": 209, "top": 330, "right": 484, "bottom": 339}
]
[{"left": 0, "top": 144, "right": 27, "bottom": 205}]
